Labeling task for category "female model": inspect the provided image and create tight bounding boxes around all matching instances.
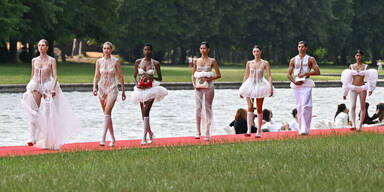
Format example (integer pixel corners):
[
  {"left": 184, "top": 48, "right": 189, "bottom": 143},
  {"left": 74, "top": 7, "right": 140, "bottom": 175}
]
[
  {"left": 239, "top": 45, "right": 274, "bottom": 138},
  {"left": 341, "top": 50, "right": 378, "bottom": 131},
  {"left": 21, "top": 39, "right": 81, "bottom": 149},
  {"left": 93, "top": 41, "right": 126, "bottom": 147},
  {"left": 131, "top": 43, "right": 168, "bottom": 145},
  {"left": 192, "top": 41, "right": 221, "bottom": 141}
]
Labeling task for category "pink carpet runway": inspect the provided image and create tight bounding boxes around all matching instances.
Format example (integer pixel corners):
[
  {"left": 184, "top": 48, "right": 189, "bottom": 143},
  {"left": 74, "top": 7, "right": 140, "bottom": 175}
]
[{"left": 1, "top": 126, "right": 383, "bottom": 157}]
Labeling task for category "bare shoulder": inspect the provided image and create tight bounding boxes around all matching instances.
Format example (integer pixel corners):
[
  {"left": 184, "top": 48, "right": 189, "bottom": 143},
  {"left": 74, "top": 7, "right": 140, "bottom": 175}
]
[
  {"left": 135, "top": 59, "right": 142, "bottom": 65},
  {"left": 309, "top": 56, "right": 317, "bottom": 62},
  {"left": 289, "top": 57, "right": 295, "bottom": 64},
  {"left": 210, "top": 57, "right": 217, "bottom": 64},
  {"left": 263, "top": 60, "right": 270, "bottom": 66},
  {"left": 152, "top": 59, "right": 160, "bottom": 66}
]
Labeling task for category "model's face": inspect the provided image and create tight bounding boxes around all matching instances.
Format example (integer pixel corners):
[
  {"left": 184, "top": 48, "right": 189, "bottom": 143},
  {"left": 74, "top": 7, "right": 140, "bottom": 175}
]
[
  {"left": 200, "top": 44, "right": 209, "bottom": 55},
  {"left": 298, "top": 43, "right": 307, "bottom": 54},
  {"left": 355, "top": 53, "right": 363, "bottom": 62},
  {"left": 344, "top": 108, "right": 349, "bottom": 113},
  {"left": 143, "top": 46, "right": 152, "bottom": 57},
  {"left": 252, "top": 48, "right": 261, "bottom": 58},
  {"left": 38, "top": 41, "right": 48, "bottom": 54},
  {"left": 103, "top": 45, "right": 112, "bottom": 56}
]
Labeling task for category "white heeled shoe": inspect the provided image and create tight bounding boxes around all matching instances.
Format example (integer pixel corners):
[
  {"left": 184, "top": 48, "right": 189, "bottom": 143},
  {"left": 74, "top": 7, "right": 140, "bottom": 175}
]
[
  {"left": 255, "top": 132, "right": 261, "bottom": 138},
  {"left": 148, "top": 132, "right": 154, "bottom": 144},
  {"left": 195, "top": 133, "right": 201, "bottom": 139},
  {"left": 99, "top": 140, "right": 106, "bottom": 146},
  {"left": 204, "top": 135, "right": 210, "bottom": 141},
  {"left": 108, "top": 140, "right": 115, "bottom": 147},
  {"left": 141, "top": 138, "right": 147, "bottom": 145}
]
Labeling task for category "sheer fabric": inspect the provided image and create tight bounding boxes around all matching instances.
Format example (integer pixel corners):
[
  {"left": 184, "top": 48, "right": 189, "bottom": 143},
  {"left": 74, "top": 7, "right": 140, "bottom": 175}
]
[
  {"left": 21, "top": 56, "right": 81, "bottom": 149},
  {"left": 239, "top": 60, "right": 275, "bottom": 98},
  {"left": 97, "top": 56, "right": 119, "bottom": 102}
]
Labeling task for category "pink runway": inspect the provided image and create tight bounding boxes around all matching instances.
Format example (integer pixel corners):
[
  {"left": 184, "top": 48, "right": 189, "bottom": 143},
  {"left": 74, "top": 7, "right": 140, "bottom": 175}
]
[{"left": 1, "top": 126, "right": 384, "bottom": 157}]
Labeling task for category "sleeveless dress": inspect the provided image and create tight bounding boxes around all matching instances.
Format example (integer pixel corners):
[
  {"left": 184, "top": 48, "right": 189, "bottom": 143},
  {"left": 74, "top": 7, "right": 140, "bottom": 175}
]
[
  {"left": 239, "top": 60, "right": 275, "bottom": 98},
  {"left": 97, "top": 56, "right": 119, "bottom": 102},
  {"left": 341, "top": 64, "right": 378, "bottom": 96},
  {"left": 131, "top": 59, "right": 168, "bottom": 103},
  {"left": 21, "top": 56, "right": 81, "bottom": 149}
]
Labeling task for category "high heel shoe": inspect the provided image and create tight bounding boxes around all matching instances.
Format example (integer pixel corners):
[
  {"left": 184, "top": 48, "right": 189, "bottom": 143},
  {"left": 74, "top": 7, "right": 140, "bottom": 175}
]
[
  {"left": 148, "top": 131, "right": 154, "bottom": 144},
  {"left": 108, "top": 140, "right": 115, "bottom": 147},
  {"left": 255, "top": 132, "right": 261, "bottom": 138},
  {"left": 99, "top": 140, "right": 106, "bottom": 146},
  {"left": 195, "top": 133, "right": 201, "bottom": 139}
]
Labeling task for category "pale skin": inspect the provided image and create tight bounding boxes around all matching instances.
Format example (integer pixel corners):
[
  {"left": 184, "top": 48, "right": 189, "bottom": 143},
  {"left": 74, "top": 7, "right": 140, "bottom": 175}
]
[
  {"left": 93, "top": 44, "right": 126, "bottom": 115},
  {"left": 343, "top": 52, "right": 372, "bottom": 100},
  {"left": 287, "top": 43, "right": 321, "bottom": 85},
  {"left": 132, "top": 45, "right": 163, "bottom": 118},
  {"left": 30, "top": 40, "right": 58, "bottom": 107},
  {"left": 191, "top": 44, "right": 221, "bottom": 87},
  {"left": 240, "top": 47, "right": 273, "bottom": 114}
]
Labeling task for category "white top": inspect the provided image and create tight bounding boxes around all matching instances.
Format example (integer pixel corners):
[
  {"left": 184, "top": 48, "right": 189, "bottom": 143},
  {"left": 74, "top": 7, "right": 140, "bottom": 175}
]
[
  {"left": 334, "top": 112, "right": 350, "bottom": 128},
  {"left": 294, "top": 55, "right": 310, "bottom": 76},
  {"left": 138, "top": 59, "right": 155, "bottom": 75}
]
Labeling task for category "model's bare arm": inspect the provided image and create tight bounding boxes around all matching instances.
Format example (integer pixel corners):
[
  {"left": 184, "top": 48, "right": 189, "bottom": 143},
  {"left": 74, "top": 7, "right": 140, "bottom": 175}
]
[{"left": 115, "top": 60, "right": 126, "bottom": 100}]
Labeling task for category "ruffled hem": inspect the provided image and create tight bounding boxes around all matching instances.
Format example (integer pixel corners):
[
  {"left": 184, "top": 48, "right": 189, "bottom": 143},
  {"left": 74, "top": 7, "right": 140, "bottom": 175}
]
[
  {"left": 131, "top": 81, "right": 168, "bottom": 103},
  {"left": 21, "top": 82, "right": 81, "bottom": 149},
  {"left": 194, "top": 71, "right": 214, "bottom": 78},
  {"left": 239, "top": 78, "right": 275, "bottom": 98}
]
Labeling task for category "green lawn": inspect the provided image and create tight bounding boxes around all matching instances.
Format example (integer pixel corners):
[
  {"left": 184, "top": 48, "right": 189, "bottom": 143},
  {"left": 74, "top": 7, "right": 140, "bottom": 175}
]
[
  {"left": 0, "top": 62, "right": 380, "bottom": 84},
  {"left": 1, "top": 133, "right": 383, "bottom": 191}
]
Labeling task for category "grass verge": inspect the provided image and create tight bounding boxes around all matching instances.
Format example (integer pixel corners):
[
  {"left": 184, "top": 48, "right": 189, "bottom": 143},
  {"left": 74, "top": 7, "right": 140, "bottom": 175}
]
[{"left": 1, "top": 133, "right": 383, "bottom": 191}]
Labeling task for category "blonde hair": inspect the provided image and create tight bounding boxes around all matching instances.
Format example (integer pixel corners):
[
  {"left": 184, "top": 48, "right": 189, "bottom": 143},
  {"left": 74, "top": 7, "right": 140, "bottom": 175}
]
[
  {"left": 39, "top": 39, "right": 49, "bottom": 46},
  {"left": 235, "top": 108, "right": 247, "bottom": 121},
  {"left": 103, "top": 41, "right": 113, "bottom": 49}
]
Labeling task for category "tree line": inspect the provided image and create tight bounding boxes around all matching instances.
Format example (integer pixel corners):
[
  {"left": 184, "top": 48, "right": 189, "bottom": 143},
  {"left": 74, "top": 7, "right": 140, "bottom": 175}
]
[{"left": 1, "top": 0, "right": 383, "bottom": 65}]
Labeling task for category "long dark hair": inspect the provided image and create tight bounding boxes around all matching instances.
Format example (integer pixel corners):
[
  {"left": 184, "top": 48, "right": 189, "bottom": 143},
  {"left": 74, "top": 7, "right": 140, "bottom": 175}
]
[
  {"left": 377, "top": 103, "right": 384, "bottom": 121},
  {"left": 262, "top": 109, "right": 271, "bottom": 122},
  {"left": 334, "top": 104, "right": 346, "bottom": 121}
]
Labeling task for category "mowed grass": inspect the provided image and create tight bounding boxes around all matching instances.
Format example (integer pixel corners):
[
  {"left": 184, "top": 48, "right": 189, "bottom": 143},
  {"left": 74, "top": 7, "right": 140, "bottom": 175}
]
[
  {"left": 1, "top": 133, "right": 384, "bottom": 191},
  {"left": 1, "top": 62, "right": 379, "bottom": 84}
]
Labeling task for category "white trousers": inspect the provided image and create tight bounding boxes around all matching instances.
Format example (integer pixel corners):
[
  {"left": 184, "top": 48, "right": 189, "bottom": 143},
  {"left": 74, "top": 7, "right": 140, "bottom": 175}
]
[
  {"left": 293, "top": 87, "right": 312, "bottom": 134},
  {"left": 349, "top": 90, "right": 367, "bottom": 128},
  {"left": 195, "top": 86, "right": 215, "bottom": 136}
]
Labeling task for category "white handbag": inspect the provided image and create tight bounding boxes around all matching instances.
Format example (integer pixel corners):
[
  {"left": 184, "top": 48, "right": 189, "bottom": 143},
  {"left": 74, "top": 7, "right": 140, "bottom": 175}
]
[{"left": 195, "top": 79, "right": 209, "bottom": 88}]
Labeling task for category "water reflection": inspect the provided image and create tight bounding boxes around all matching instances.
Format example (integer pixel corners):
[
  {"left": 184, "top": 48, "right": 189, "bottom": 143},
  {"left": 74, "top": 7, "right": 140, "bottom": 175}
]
[{"left": 0, "top": 87, "right": 382, "bottom": 146}]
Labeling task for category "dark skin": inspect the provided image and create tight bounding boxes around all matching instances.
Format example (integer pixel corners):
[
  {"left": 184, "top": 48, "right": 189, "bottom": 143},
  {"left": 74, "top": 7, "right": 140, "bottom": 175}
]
[
  {"left": 287, "top": 43, "right": 320, "bottom": 85},
  {"left": 133, "top": 46, "right": 163, "bottom": 118}
]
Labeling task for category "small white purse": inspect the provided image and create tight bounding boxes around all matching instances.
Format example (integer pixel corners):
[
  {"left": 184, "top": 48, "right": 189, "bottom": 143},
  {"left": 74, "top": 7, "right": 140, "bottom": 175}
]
[{"left": 195, "top": 79, "right": 209, "bottom": 88}]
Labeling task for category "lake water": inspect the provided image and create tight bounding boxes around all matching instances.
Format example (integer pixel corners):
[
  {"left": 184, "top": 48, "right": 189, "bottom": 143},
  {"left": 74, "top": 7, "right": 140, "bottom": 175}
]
[{"left": 0, "top": 87, "right": 383, "bottom": 146}]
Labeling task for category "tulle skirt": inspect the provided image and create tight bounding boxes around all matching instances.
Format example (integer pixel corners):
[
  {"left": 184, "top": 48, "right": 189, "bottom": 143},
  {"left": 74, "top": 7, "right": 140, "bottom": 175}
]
[
  {"left": 131, "top": 81, "right": 168, "bottom": 103},
  {"left": 239, "top": 78, "right": 275, "bottom": 98},
  {"left": 21, "top": 82, "right": 81, "bottom": 149}
]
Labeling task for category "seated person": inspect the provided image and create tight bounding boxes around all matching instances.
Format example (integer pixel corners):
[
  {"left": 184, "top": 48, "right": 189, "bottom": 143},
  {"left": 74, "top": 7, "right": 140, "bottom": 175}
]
[
  {"left": 359, "top": 102, "right": 377, "bottom": 125},
  {"left": 228, "top": 108, "right": 257, "bottom": 134},
  {"left": 262, "top": 109, "right": 289, "bottom": 132},
  {"left": 368, "top": 103, "right": 384, "bottom": 123},
  {"left": 334, "top": 103, "right": 352, "bottom": 128},
  {"left": 289, "top": 108, "right": 298, "bottom": 131}
]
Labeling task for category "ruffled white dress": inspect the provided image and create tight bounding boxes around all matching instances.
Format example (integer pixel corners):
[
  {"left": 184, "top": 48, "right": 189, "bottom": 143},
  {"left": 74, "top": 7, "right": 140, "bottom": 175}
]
[
  {"left": 239, "top": 60, "right": 275, "bottom": 98},
  {"left": 341, "top": 64, "right": 378, "bottom": 96},
  {"left": 21, "top": 56, "right": 81, "bottom": 149},
  {"left": 131, "top": 59, "right": 168, "bottom": 103}
]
